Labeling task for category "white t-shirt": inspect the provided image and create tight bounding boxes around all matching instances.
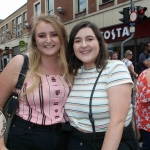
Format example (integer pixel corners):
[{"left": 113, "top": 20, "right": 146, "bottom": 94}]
[
  {"left": 123, "top": 59, "right": 132, "bottom": 68},
  {"left": 65, "top": 60, "right": 133, "bottom": 133}
]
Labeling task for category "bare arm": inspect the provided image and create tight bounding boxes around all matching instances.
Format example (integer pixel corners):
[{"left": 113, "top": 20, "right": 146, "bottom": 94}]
[
  {"left": 146, "top": 69, "right": 150, "bottom": 84},
  {"left": 0, "top": 55, "right": 24, "bottom": 149},
  {"left": 101, "top": 83, "right": 132, "bottom": 150},
  {"left": 128, "top": 64, "right": 138, "bottom": 76}
]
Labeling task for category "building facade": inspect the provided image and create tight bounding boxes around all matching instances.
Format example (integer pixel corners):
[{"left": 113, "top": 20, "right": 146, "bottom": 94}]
[
  {"left": 0, "top": 0, "right": 150, "bottom": 71},
  {"left": 0, "top": 4, "right": 28, "bottom": 71}
]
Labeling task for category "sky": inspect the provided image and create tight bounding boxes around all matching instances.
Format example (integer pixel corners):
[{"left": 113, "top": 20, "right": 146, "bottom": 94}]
[{"left": 0, "top": 0, "right": 27, "bottom": 19}]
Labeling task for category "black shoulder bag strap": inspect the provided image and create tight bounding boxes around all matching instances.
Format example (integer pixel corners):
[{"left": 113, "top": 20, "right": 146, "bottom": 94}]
[
  {"left": 89, "top": 67, "right": 104, "bottom": 150},
  {"left": 6, "top": 54, "right": 29, "bottom": 116},
  {"left": 4, "top": 54, "right": 29, "bottom": 145},
  {"left": 15, "top": 54, "right": 29, "bottom": 89}
]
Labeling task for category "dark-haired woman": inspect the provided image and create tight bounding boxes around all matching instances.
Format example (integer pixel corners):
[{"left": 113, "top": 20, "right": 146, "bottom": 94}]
[{"left": 65, "top": 21, "right": 138, "bottom": 150}]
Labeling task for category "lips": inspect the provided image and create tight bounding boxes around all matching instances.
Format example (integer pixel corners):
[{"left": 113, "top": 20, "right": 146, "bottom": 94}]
[
  {"left": 81, "top": 50, "right": 91, "bottom": 54},
  {"left": 44, "top": 45, "right": 54, "bottom": 48}
]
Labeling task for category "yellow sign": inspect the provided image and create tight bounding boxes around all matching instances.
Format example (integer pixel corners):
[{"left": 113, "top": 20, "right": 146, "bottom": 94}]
[{"left": 19, "top": 41, "right": 26, "bottom": 47}]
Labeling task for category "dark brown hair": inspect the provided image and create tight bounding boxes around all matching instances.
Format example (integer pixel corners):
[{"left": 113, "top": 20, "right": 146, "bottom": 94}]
[{"left": 66, "top": 21, "right": 108, "bottom": 75}]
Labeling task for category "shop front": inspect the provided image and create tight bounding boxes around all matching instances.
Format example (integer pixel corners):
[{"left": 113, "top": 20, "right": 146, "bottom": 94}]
[
  {"left": 0, "top": 41, "right": 28, "bottom": 72},
  {"left": 101, "top": 18, "right": 150, "bottom": 71}
]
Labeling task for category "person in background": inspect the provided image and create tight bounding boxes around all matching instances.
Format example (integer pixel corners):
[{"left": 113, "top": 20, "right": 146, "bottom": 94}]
[
  {"left": 65, "top": 21, "right": 138, "bottom": 150},
  {"left": 122, "top": 50, "right": 138, "bottom": 80},
  {"left": 135, "top": 67, "right": 150, "bottom": 150},
  {"left": 138, "top": 42, "right": 150, "bottom": 74},
  {"left": 111, "top": 52, "right": 119, "bottom": 60},
  {"left": 106, "top": 44, "right": 113, "bottom": 60},
  {"left": 0, "top": 14, "right": 72, "bottom": 150}
]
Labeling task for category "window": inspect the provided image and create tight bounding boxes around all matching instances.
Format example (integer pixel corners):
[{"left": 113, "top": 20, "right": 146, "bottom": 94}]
[
  {"left": 101, "top": 0, "right": 112, "bottom": 4},
  {"left": 75, "top": 0, "right": 86, "bottom": 18},
  {"left": 6, "top": 24, "right": 8, "bottom": 30},
  {"left": 23, "top": 12, "right": 27, "bottom": 28},
  {"left": 12, "top": 19, "right": 16, "bottom": 34},
  {"left": 1, "top": 26, "right": 5, "bottom": 43},
  {"left": 76, "top": 0, "right": 86, "bottom": 13},
  {"left": 47, "top": 0, "right": 54, "bottom": 14},
  {"left": 35, "top": 3, "right": 41, "bottom": 16},
  {"left": 17, "top": 15, "right": 22, "bottom": 36},
  {"left": 5, "top": 24, "right": 9, "bottom": 38}
]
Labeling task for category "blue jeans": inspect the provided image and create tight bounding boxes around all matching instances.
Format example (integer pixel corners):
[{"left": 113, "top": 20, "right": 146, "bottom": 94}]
[
  {"left": 140, "top": 129, "right": 150, "bottom": 150},
  {"left": 7, "top": 115, "right": 68, "bottom": 150}
]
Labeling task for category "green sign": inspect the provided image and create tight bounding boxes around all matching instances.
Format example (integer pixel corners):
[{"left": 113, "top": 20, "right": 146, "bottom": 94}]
[
  {"left": 20, "top": 46, "right": 26, "bottom": 52},
  {"left": 19, "top": 41, "right": 26, "bottom": 47}
]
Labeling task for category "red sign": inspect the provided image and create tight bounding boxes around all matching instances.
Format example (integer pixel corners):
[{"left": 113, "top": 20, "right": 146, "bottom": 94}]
[{"left": 101, "top": 18, "right": 150, "bottom": 43}]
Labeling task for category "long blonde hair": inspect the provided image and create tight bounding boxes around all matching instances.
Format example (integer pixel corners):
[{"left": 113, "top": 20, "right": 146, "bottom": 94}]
[{"left": 26, "top": 14, "right": 73, "bottom": 94}]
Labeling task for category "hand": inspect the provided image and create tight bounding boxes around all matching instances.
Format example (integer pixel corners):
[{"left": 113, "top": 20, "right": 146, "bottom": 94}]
[
  {"left": 135, "top": 74, "right": 138, "bottom": 79},
  {"left": 133, "top": 74, "right": 138, "bottom": 79}
]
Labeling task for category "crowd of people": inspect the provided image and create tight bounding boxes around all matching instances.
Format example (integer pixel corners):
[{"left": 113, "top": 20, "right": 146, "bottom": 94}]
[{"left": 0, "top": 13, "right": 150, "bottom": 150}]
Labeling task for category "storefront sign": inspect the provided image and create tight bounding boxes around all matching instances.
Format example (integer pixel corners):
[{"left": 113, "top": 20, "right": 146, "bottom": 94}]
[
  {"left": 101, "top": 18, "right": 150, "bottom": 43},
  {"left": 19, "top": 40, "right": 26, "bottom": 52},
  {"left": 20, "top": 46, "right": 26, "bottom": 52},
  {"left": 19, "top": 41, "right": 26, "bottom": 47},
  {"left": 101, "top": 26, "right": 130, "bottom": 40}
]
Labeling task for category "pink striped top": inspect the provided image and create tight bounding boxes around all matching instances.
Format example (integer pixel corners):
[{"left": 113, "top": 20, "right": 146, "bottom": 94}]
[{"left": 16, "top": 75, "right": 71, "bottom": 125}]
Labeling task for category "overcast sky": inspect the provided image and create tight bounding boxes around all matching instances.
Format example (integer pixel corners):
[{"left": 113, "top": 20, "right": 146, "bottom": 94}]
[{"left": 0, "top": 0, "right": 27, "bottom": 19}]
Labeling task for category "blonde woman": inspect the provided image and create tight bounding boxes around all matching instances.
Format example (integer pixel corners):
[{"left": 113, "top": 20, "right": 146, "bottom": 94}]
[
  {"left": 0, "top": 14, "right": 72, "bottom": 150},
  {"left": 122, "top": 50, "right": 138, "bottom": 79}
]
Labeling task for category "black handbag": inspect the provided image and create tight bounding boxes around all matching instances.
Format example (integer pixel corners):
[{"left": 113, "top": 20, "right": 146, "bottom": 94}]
[{"left": 3, "top": 53, "right": 29, "bottom": 145}]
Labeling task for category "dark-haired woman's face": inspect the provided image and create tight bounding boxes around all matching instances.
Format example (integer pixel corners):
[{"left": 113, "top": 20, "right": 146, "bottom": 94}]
[{"left": 73, "top": 27, "right": 99, "bottom": 69}]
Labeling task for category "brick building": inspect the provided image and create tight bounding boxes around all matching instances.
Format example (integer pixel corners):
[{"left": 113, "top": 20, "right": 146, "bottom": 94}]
[{"left": 0, "top": 0, "right": 150, "bottom": 71}]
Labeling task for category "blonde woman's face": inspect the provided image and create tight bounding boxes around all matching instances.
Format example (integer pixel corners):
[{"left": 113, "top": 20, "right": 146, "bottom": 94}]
[
  {"left": 127, "top": 52, "right": 133, "bottom": 59},
  {"left": 35, "top": 21, "right": 61, "bottom": 57}
]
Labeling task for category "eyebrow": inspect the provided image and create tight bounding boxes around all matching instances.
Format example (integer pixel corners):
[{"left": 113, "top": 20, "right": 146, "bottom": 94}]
[
  {"left": 74, "top": 35, "right": 95, "bottom": 39},
  {"left": 37, "top": 31, "right": 57, "bottom": 34}
]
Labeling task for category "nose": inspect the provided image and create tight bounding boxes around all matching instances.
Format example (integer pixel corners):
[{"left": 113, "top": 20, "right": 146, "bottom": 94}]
[
  {"left": 45, "top": 35, "right": 52, "bottom": 43},
  {"left": 81, "top": 40, "right": 88, "bottom": 48}
]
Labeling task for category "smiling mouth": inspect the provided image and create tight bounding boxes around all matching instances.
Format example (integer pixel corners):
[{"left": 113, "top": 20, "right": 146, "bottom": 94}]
[
  {"left": 44, "top": 45, "right": 54, "bottom": 48},
  {"left": 81, "top": 50, "right": 90, "bottom": 54}
]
